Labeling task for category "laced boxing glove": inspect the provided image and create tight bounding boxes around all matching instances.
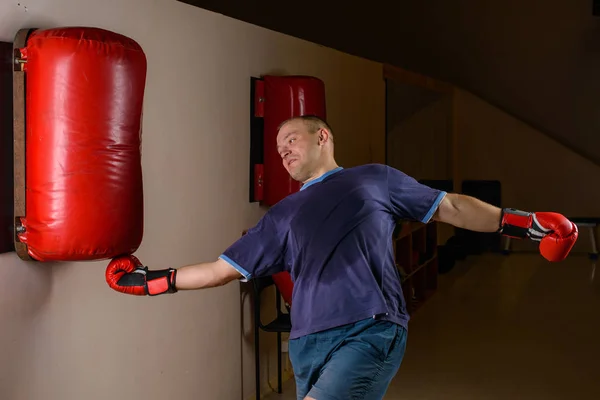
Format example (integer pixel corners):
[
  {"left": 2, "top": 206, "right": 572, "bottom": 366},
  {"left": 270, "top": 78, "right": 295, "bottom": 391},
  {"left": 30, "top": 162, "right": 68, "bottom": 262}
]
[
  {"left": 105, "top": 255, "right": 177, "bottom": 296},
  {"left": 499, "top": 208, "right": 578, "bottom": 262}
]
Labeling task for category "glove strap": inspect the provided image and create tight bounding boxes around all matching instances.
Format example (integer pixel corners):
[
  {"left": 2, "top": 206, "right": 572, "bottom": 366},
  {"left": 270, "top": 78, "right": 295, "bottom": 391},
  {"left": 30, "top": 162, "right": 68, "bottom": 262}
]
[
  {"left": 498, "top": 208, "right": 532, "bottom": 239},
  {"left": 145, "top": 268, "right": 178, "bottom": 296}
]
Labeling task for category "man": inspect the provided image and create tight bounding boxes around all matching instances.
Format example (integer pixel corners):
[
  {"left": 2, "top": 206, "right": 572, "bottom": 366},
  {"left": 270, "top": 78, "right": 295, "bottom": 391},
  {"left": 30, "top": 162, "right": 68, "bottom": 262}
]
[{"left": 106, "top": 115, "right": 578, "bottom": 399}]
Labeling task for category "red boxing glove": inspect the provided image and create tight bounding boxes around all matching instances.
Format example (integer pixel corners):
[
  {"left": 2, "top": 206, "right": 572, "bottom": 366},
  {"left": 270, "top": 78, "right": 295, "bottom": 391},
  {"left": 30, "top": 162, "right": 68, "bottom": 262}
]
[
  {"left": 105, "top": 255, "right": 177, "bottom": 296},
  {"left": 499, "top": 208, "right": 578, "bottom": 262}
]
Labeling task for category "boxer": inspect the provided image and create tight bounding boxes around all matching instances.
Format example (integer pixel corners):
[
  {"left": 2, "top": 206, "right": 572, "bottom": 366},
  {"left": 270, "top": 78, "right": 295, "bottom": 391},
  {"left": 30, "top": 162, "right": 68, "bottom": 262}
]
[{"left": 106, "top": 115, "right": 577, "bottom": 400}]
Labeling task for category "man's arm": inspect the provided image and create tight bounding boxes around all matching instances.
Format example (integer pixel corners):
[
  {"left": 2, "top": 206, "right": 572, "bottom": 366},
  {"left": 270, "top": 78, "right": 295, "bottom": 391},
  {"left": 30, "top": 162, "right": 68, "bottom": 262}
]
[
  {"left": 430, "top": 192, "right": 578, "bottom": 262},
  {"left": 105, "top": 211, "right": 286, "bottom": 296},
  {"left": 384, "top": 165, "right": 577, "bottom": 262},
  {"left": 105, "top": 255, "right": 245, "bottom": 296},
  {"left": 432, "top": 193, "right": 501, "bottom": 232}
]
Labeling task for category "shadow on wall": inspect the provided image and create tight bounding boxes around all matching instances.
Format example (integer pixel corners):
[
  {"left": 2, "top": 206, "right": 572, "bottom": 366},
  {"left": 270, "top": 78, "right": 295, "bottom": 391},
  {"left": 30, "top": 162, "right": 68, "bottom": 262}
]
[
  {"left": 239, "top": 277, "right": 292, "bottom": 399},
  {"left": 0, "top": 36, "right": 53, "bottom": 400},
  {"left": 0, "top": 255, "right": 53, "bottom": 399},
  {"left": 240, "top": 280, "right": 254, "bottom": 397}
]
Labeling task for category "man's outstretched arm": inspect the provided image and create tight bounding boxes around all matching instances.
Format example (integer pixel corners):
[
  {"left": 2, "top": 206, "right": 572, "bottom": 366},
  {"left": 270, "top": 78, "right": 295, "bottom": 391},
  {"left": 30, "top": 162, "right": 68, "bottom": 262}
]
[
  {"left": 433, "top": 193, "right": 502, "bottom": 232},
  {"left": 105, "top": 210, "right": 287, "bottom": 296},
  {"left": 431, "top": 193, "right": 579, "bottom": 262},
  {"left": 105, "top": 256, "right": 244, "bottom": 296}
]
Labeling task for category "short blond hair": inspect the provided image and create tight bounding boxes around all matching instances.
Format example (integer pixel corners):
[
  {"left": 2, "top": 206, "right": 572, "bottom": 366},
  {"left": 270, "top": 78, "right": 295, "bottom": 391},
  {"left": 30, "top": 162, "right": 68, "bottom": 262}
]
[{"left": 278, "top": 115, "right": 333, "bottom": 138}]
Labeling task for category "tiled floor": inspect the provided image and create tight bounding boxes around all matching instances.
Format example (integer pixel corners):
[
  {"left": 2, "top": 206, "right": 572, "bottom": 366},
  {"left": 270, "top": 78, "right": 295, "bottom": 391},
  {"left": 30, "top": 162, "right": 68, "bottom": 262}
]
[{"left": 268, "top": 253, "right": 600, "bottom": 399}]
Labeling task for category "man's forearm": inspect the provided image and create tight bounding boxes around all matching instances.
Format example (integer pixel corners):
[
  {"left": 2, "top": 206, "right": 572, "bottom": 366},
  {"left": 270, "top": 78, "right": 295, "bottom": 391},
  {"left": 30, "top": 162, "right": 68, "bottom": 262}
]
[
  {"left": 175, "top": 258, "right": 242, "bottom": 290},
  {"left": 434, "top": 193, "right": 502, "bottom": 232}
]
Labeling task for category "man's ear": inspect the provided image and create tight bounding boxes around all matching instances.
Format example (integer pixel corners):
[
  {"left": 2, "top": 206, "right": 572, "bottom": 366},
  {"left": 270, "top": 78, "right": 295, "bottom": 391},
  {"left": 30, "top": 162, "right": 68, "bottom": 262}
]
[{"left": 317, "top": 129, "right": 328, "bottom": 145}]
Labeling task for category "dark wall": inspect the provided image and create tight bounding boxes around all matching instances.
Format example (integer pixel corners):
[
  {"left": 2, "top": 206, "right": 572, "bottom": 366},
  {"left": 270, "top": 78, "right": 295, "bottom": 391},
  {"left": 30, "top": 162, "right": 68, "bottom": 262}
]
[
  {"left": 0, "top": 42, "right": 13, "bottom": 253},
  {"left": 180, "top": 0, "right": 600, "bottom": 165}
]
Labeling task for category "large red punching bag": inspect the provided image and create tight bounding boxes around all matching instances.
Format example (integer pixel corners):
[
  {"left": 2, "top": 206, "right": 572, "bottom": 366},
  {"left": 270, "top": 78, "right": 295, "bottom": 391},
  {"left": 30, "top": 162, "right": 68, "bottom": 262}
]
[{"left": 14, "top": 27, "right": 146, "bottom": 262}]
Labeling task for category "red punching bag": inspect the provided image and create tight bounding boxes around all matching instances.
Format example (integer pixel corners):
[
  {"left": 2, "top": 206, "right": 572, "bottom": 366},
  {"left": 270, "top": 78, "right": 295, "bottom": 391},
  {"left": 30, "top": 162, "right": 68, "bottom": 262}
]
[
  {"left": 251, "top": 75, "right": 327, "bottom": 308},
  {"left": 259, "top": 75, "right": 326, "bottom": 206},
  {"left": 14, "top": 27, "right": 146, "bottom": 262}
]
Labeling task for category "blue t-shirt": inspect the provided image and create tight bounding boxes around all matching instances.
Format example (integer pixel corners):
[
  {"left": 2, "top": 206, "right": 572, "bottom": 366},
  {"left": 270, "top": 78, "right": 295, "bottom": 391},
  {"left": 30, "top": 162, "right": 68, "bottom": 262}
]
[{"left": 219, "top": 164, "right": 446, "bottom": 339}]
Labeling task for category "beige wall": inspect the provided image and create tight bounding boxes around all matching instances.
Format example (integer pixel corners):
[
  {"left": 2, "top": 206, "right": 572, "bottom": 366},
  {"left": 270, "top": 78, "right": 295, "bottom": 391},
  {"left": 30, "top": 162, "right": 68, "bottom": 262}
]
[
  {"left": 456, "top": 89, "right": 600, "bottom": 215},
  {"left": 387, "top": 95, "right": 451, "bottom": 181},
  {"left": 385, "top": 83, "right": 453, "bottom": 244},
  {"left": 0, "top": 1, "right": 385, "bottom": 399}
]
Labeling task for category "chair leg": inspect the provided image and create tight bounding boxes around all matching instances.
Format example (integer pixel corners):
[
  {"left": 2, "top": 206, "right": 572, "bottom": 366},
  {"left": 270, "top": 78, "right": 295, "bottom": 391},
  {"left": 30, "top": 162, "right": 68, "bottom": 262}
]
[
  {"left": 275, "top": 287, "right": 283, "bottom": 394},
  {"left": 255, "top": 313, "right": 260, "bottom": 400},
  {"left": 589, "top": 226, "right": 598, "bottom": 260},
  {"left": 277, "top": 331, "right": 282, "bottom": 393},
  {"left": 502, "top": 236, "right": 511, "bottom": 255}
]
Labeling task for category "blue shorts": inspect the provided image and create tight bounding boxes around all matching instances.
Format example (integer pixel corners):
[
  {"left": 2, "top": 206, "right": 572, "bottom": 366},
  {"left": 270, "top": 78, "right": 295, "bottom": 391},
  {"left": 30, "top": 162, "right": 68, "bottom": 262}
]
[{"left": 288, "top": 318, "right": 407, "bottom": 400}]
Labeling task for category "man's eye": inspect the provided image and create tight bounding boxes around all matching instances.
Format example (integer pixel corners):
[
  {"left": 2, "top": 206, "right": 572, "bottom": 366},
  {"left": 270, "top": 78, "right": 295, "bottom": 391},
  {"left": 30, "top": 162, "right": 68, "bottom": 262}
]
[{"left": 289, "top": 138, "right": 295, "bottom": 144}]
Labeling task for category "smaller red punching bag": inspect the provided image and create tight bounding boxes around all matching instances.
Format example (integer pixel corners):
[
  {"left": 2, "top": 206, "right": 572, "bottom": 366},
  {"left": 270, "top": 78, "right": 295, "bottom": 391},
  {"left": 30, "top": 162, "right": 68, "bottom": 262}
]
[
  {"left": 251, "top": 75, "right": 327, "bottom": 308},
  {"left": 259, "top": 75, "right": 327, "bottom": 207},
  {"left": 14, "top": 27, "right": 147, "bottom": 262}
]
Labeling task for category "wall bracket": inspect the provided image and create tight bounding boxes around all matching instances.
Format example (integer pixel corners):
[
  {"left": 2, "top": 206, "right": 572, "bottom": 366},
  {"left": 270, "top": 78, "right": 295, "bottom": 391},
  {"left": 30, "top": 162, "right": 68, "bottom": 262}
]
[
  {"left": 1, "top": 29, "right": 36, "bottom": 258},
  {"left": 249, "top": 77, "right": 264, "bottom": 203}
]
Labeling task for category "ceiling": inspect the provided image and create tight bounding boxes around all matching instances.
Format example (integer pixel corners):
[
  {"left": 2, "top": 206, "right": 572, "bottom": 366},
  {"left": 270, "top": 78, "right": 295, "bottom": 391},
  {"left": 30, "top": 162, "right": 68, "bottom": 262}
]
[{"left": 180, "top": 0, "right": 600, "bottom": 165}]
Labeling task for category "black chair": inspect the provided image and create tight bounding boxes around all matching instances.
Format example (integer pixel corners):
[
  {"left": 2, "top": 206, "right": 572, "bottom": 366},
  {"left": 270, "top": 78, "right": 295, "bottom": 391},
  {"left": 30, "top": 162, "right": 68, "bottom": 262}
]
[
  {"left": 418, "top": 179, "right": 454, "bottom": 193},
  {"left": 253, "top": 275, "right": 292, "bottom": 400},
  {"left": 569, "top": 217, "right": 600, "bottom": 259}
]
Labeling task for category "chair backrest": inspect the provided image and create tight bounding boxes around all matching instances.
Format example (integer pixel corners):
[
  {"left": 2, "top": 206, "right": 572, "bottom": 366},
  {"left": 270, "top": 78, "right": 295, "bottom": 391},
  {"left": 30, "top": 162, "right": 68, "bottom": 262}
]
[
  {"left": 253, "top": 275, "right": 275, "bottom": 294},
  {"left": 252, "top": 275, "right": 291, "bottom": 331}
]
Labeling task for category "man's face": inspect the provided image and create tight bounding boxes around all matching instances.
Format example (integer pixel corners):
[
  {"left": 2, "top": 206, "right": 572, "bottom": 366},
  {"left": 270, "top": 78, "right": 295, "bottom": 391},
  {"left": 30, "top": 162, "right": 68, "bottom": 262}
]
[{"left": 276, "top": 120, "right": 321, "bottom": 182}]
